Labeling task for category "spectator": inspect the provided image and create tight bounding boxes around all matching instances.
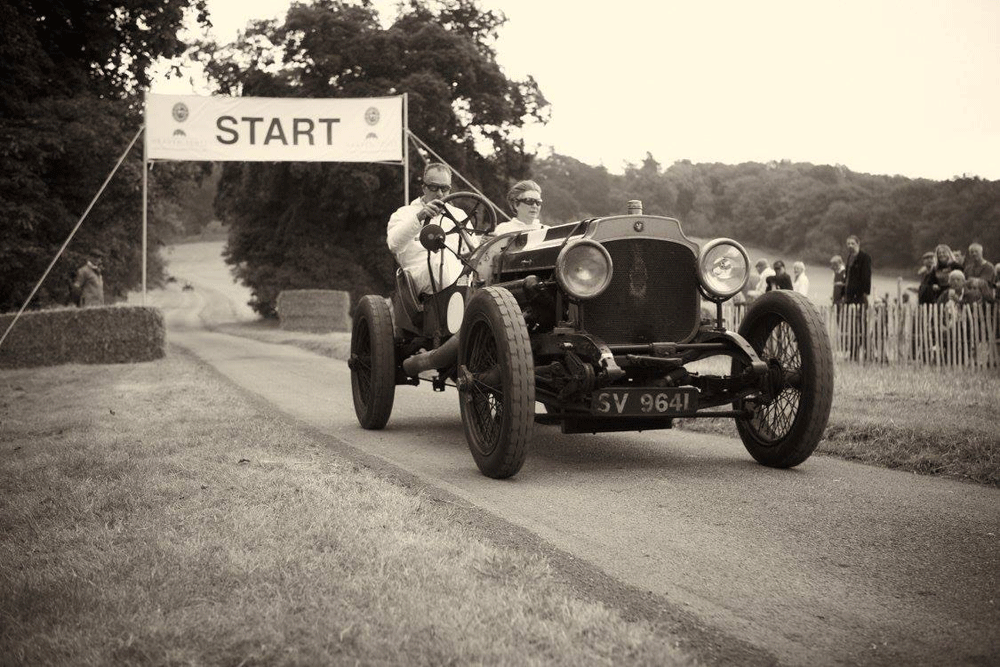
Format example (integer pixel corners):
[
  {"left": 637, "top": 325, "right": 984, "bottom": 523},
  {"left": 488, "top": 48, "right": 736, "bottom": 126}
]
[
  {"left": 747, "top": 259, "right": 774, "bottom": 299},
  {"left": 936, "top": 269, "right": 982, "bottom": 306},
  {"left": 963, "top": 243, "right": 995, "bottom": 302},
  {"left": 927, "top": 244, "right": 963, "bottom": 300},
  {"left": 953, "top": 249, "right": 966, "bottom": 267},
  {"left": 791, "top": 260, "right": 809, "bottom": 297},
  {"left": 843, "top": 235, "right": 872, "bottom": 305},
  {"left": 766, "top": 260, "right": 793, "bottom": 291},
  {"left": 843, "top": 235, "right": 872, "bottom": 361},
  {"left": 72, "top": 255, "right": 104, "bottom": 307},
  {"left": 914, "top": 251, "right": 939, "bottom": 305},
  {"left": 829, "top": 255, "right": 846, "bottom": 305}
]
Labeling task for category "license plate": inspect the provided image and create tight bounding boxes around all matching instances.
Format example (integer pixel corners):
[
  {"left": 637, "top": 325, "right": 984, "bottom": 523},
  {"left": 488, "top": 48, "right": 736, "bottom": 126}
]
[{"left": 591, "top": 388, "right": 698, "bottom": 416}]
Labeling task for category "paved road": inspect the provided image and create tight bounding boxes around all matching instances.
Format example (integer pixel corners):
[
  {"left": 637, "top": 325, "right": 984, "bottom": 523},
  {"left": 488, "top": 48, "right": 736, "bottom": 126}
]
[{"left": 160, "top": 242, "right": 999, "bottom": 666}]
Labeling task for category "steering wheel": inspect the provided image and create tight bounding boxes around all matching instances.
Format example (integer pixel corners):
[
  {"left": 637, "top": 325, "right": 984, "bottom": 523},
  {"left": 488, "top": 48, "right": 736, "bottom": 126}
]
[{"left": 436, "top": 191, "right": 498, "bottom": 235}]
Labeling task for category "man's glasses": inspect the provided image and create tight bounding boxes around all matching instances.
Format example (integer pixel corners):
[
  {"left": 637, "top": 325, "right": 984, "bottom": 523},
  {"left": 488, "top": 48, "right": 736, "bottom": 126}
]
[
  {"left": 423, "top": 183, "right": 451, "bottom": 194},
  {"left": 516, "top": 198, "right": 543, "bottom": 206}
]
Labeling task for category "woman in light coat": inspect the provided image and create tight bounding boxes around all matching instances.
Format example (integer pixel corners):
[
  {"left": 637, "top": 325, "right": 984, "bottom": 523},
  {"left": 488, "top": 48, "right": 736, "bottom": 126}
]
[{"left": 792, "top": 261, "right": 809, "bottom": 297}]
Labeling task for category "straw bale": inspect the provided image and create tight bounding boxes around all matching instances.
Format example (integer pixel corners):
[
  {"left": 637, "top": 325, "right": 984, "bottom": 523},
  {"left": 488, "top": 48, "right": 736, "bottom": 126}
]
[
  {"left": 0, "top": 306, "right": 165, "bottom": 369},
  {"left": 276, "top": 290, "right": 351, "bottom": 333}
]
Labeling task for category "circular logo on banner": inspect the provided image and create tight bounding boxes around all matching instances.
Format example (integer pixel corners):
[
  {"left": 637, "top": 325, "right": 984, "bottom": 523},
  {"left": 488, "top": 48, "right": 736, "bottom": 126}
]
[
  {"left": 634, "top": 221, "right": 644, "bottom": 232},
  {"left": 172, "top": 102, "right": 189, "bottom": 123},
  {"left": 365, "top": 107, "right": 380, "bottom": 125}
]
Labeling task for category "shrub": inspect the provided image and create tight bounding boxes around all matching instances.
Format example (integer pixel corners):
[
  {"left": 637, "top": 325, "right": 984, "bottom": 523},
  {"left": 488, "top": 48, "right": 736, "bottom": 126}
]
[{"left": 0, "top": 306, "right": 165, "bottom": 368}]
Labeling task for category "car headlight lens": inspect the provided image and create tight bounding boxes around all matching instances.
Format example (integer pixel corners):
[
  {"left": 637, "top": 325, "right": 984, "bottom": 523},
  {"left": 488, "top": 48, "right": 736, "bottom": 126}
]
[
  {"left": 698, "top": 239, "right": 749, "bottom": 299},
  {"left": 555, "top": 241, "right": 613, "bottom": 300}
]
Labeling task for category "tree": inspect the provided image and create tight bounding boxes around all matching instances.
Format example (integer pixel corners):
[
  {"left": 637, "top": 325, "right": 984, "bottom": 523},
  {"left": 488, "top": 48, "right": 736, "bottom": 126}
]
[
  {"left": 200, "top": 0, "right": 548, "bottom": 316},
  {"left": 0, "top": 0, "right": 208, "bottom": 312}
]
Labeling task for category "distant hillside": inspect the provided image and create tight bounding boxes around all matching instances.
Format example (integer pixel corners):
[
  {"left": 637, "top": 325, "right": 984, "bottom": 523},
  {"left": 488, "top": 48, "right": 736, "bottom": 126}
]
[{"left": 532, "top": 153, "right": 1000, "bottom": 270}]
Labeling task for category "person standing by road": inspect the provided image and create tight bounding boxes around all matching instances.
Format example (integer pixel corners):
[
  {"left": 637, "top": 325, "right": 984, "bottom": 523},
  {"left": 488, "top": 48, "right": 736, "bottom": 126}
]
[
  {"left": 791, "top": 261, "right": 809, "bottom": 297},
  {"left": 843, "top": 235, "right": 872, "bottom": 361},
  {"left": 843, "top": 235, "right": 872, "bottom": 306},
  {"left": 829, "top": 255, "right": 846, "bottom": 305},
  {"left": 963, "top": 243, "right": 995, "bottom": 302},
  {"left": 72, "top": 254, "right": 104, "bottom": 307},
  {"left": 765, "top": 260, "right": 793, "bottom": 291},
  {"left": 747, "top": 259, "right": 774, "bottom": 300}
]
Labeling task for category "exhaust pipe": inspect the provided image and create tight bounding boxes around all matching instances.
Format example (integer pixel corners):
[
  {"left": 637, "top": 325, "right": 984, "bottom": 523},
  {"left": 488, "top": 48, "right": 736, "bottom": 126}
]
[{"left": 402, "top": 335, "right": 460, "bottom": 376}]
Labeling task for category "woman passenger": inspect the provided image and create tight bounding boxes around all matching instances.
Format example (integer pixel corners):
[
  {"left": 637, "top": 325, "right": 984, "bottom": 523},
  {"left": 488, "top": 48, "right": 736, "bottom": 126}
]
[{"left": 493, "top": 180, "right": 546, "bottom": 235}]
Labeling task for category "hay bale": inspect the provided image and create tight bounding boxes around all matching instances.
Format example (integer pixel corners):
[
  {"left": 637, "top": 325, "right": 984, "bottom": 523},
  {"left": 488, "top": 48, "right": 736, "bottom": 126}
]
[
  {"left": 0, "top": 306, "right": 166, "bottom": 369},
  {"left": 276, "top": 290, "right": 351, "bottom": 333}
]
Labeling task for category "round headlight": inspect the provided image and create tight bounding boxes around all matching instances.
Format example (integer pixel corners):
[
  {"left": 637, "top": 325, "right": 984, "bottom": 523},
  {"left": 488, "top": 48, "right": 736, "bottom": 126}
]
[
  {"left": 698, "top": 239, "right": 749, "bottom": 299},
  {"left": 555, "top": 240, "right": 613, "bottom": 300}
]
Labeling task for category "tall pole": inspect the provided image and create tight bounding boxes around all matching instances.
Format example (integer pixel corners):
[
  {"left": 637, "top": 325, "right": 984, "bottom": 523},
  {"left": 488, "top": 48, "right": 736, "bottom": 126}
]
[
  {"left": 0, "top": 126, "right": 143, "bottom": 351},
  {"left": 142, "top": 103, "right": 149, "bottom": 306},
  {"left": 402, "top": 93, "right": 409, "bottom": 206}
]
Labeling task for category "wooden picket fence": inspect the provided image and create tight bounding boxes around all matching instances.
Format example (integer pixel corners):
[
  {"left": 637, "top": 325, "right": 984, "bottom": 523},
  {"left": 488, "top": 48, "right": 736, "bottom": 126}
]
[{"left": 723, "top": 302, "right": 999, "bottom": 370}]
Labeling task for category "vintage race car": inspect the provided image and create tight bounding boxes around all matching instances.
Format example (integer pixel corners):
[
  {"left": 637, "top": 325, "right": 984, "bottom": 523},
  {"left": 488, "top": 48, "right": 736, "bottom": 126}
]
[{"left": 349, "top": 192, "right": 834, "bottom": 478}]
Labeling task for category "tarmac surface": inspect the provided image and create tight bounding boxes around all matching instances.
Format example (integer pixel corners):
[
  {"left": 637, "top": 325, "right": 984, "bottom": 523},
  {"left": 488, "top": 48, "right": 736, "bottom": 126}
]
[{"left": 157, "top": 241, "right": 999, "bottom": 666}]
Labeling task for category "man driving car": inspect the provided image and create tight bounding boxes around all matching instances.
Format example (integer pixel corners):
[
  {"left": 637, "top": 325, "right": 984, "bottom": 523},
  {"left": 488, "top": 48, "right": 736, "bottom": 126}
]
[{"left": 386, "top": 163, "right": 472, "bottom": 295}]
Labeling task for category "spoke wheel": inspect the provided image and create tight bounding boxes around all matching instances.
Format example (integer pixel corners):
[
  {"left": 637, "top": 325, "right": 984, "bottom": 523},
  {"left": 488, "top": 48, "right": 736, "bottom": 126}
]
[
  {"left": 733, "top": 290, "right": 833, "bottom": 468},
  {"left": 458, "top": 286, "right": 534, "bottom": 478},
  {"left": 350, "top": 295, "right": 396, "bottom": 429}
]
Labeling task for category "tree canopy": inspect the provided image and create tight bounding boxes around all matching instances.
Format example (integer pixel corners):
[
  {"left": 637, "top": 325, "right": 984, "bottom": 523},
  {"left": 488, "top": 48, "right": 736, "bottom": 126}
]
[
  {"left": 534, "top": 154, "right": 1000, "bottom": 270},
  {"left": 200, "top": 0, "right": 548, "bottom": 316},
  {"left": 0, "top": 0, "right": 208, "bottom": 312}
]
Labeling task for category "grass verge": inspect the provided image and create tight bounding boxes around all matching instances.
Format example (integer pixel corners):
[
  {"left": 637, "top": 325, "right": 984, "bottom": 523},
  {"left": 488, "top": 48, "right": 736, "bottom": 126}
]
[
  {"left": 678, "top": 360, "right": 1000, "bottom": 487},
  {"left": 217, "top": 319, "right": 1000, "bottom": 488},
  {"left": 0, "top": 351, "right": 690, "bottom": 666}
]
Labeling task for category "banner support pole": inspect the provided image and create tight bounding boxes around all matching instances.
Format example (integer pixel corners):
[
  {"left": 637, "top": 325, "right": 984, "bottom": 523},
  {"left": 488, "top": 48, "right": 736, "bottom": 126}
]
[
  {"left": 402, "top": 93, "right": 409, "bottom": 206},
  {"left": 0, "top": 125, "right": 143, "bottom": 352},
  {"left": 141, "top": 115, "right": 148, "bottom": 306}
]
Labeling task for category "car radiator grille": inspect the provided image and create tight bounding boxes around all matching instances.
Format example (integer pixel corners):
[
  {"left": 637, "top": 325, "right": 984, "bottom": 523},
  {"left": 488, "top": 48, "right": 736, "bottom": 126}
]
[{"left": 582, "top": 239, "right": 699, "bottom": 345}]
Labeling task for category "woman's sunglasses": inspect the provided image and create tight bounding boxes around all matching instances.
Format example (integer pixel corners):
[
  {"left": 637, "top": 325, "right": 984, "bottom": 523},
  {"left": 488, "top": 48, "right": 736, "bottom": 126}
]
[
  {"left": 516, "top": 198, "right": 543, "bottom": 206},
  {"left": 423, "top": 183, "right": 451, "bottom": 194}
]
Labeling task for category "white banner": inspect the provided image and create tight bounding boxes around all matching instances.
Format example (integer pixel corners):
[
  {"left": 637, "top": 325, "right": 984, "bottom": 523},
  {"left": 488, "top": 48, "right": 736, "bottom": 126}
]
[{"left": 145, "top": 94, "right": 404, "bottom": 162}]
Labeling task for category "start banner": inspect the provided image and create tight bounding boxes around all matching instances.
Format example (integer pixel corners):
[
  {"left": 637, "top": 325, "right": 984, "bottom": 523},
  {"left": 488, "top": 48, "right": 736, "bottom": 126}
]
[{"left": 145, "top": 94, "right": 404, "bottom": 162}]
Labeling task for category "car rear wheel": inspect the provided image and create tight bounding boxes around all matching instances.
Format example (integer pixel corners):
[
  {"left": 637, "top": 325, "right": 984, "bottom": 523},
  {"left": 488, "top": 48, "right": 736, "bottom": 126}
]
[
  {"left": 458, "top": 286, "right": 534, "bottom": 479},
  {"left": 350, "top": 295, "right": 396, "bottom": 429},
  {"left": 733, "top": 290, "right": 834, "bottom": 467}
]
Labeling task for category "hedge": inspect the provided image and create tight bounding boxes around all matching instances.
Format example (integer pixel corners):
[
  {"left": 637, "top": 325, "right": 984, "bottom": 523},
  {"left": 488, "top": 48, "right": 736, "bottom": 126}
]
[
  {"left": 276, "top": 290, "right": 351, "bottom": 333},
  {"left": 0, "top": 306, "right": 166, "bottom": 369}
]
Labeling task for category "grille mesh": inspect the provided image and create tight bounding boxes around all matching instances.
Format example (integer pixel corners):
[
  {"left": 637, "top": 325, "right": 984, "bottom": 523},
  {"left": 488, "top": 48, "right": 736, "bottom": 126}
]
[{"left": 582, "top": 239, "right": 699, "bottom": 344}]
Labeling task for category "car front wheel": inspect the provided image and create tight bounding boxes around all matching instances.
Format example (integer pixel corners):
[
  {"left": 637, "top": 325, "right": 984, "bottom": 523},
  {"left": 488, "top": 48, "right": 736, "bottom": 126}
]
[
  {"left": 458, "top": 286, "right": 535, "bottom": 479},
  {"left": 350, "top": 295, "right": 396, "bottom": 429},
  {"left": 733, "top": 290, "right": 834, "bottom": 467}
]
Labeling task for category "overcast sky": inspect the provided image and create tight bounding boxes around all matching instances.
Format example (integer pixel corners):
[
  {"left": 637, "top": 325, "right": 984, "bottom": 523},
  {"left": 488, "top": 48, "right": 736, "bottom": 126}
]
[{"left": 152, "top": 0, "right": 1000, "bottom": 181}]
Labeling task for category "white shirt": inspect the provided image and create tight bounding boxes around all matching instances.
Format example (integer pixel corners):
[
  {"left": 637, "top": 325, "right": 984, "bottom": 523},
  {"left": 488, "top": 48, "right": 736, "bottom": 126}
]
[
  {"left": 749, "top": 267, "right": 775, "bottom": 297},
  {"left": 493, "top": 218, "right": 544, "bottom": 236},
  {"left": 387, "top": 198, "right": 474, "bottom": 294},
  {"left": 793, "top": 273, "right": 810, "bottom": 297}
]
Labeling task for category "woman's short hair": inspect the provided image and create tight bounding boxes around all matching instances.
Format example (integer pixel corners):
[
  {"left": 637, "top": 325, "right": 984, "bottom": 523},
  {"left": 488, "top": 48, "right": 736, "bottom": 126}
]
[
  {"left": 506, "top": 180, "right": 541, "bottom": 213},
  {"left": 948, "top": 269, "right": 966, "bottom": 282},
  {"left": 792, "top": 261, "right": 805, "bottom": 273}
]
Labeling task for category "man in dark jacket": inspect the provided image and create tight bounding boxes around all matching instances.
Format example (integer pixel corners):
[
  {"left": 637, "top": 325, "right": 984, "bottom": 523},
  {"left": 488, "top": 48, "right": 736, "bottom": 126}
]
[
  {"left": 843, "top": 235, "right": 872, "bottom": 305},
  {"left": 842, "top": 235, "right": 871, "bottom": 360}
]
